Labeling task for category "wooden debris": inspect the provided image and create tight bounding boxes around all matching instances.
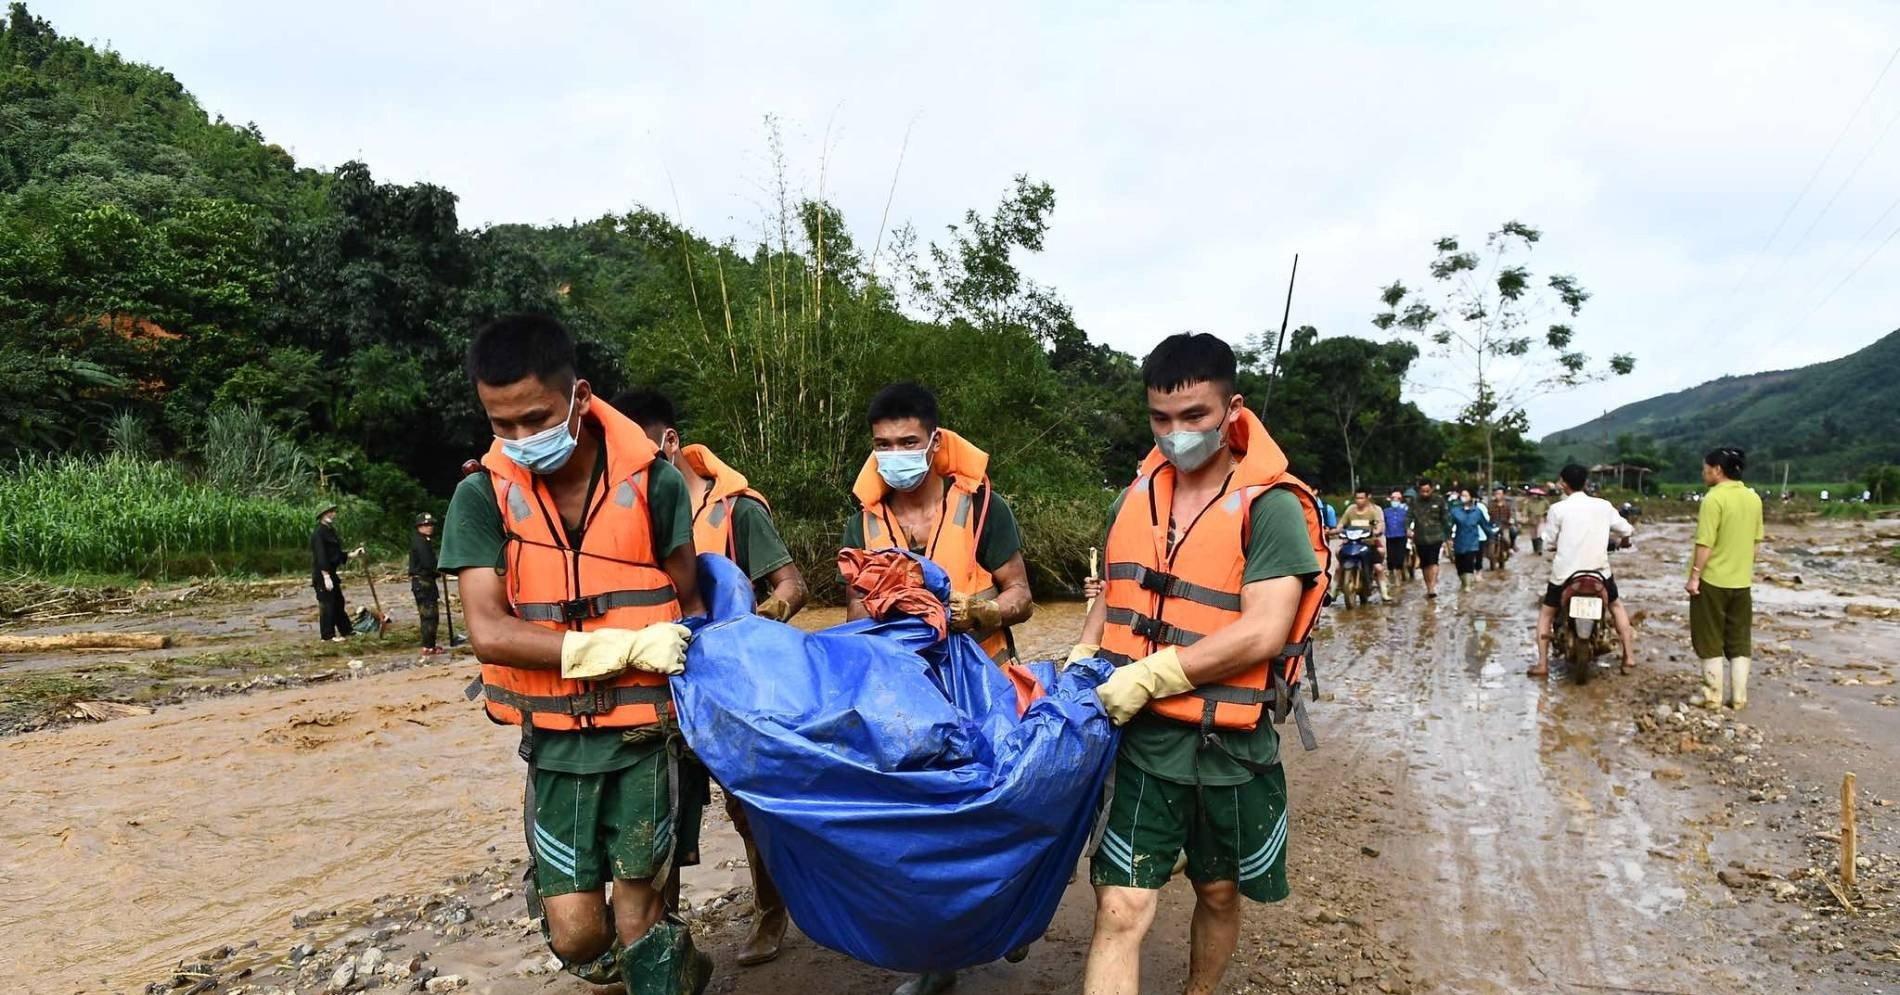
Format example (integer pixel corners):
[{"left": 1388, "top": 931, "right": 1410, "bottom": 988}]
[{"left": 0, "top": 632, "right": 170, "bottom": 652}]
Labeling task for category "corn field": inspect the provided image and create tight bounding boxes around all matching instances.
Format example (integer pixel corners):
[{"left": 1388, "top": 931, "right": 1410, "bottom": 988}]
[{"left": 0, "top": 454, "right": 317, "bottom": 578}]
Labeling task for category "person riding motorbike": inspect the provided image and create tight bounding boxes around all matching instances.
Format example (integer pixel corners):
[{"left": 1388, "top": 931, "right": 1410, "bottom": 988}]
[
  {"left": 1337, "top": 489, "right": 1389, "bottom": 601},
  {"left": 1529, "top": 463, "right": 1637, "bottom": 678}
]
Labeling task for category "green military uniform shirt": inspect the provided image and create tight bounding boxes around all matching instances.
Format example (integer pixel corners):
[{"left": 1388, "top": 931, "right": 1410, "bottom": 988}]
[
  {"left": 1103, "top": 486, "right": 1322, "bottom": 786},
  {"left": 439, "top": 438, "right": 694, "bottom": 775}
]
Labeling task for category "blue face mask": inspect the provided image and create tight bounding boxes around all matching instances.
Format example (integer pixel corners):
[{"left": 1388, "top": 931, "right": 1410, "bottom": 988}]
[
  {"left": 1157, "top": 426, "right": 1224, "bottom": 473},
  {"left": 500, "top": 387, "right": 579, "bottom": 475},
  {"left": 873, "top": 439, "right": 933, "bottom": 492}
]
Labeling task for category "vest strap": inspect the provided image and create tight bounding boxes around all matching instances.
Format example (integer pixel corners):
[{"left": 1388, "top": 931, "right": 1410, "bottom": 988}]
[
  {"left": 479, "top": 681, "right": 674, "bottom": 717},
  {"left": 514, "top": 587, "right": 675, "bottom": 624},
  {"left": 1104, "top": 607, "right": 1206, "bottom": 647},
  {"left": 1104, "top": 562, "right": 1242, "bottom": 612}
]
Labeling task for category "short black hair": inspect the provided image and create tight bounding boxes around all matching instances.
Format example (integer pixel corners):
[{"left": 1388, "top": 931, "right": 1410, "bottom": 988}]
[
  {"left": 1704, "top": 446, "right": 1745, "bottom": 480},
  {"left": 867, "top": 381, "right": 939, "bottom": 432},
  {"left": 1418, "top": 478, "right": 1435, "bottom": 489},
  {"left": 613, "top": 387, "right": 678, "bottom": 432},
  {"left": 1142, "top": 332, "right": 1236, "bottom": 397},
  {"left": 466, "top": 314, "right": 577, "bottom": 388},
  {"left": 1560, "top": 463, "right": 1588, "bottom": 490},
  {"left": 1354, "top": 488, "right": 1369, "bottom": 497}
]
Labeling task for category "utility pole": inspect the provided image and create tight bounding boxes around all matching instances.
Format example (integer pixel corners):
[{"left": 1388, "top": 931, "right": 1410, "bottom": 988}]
[{"left": 1259, "top": 254, "right": 1300, "bottom": 417}]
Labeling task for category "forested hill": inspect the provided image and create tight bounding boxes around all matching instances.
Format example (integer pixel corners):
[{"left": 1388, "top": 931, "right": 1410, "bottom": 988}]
[
  {"left": 0, "top": 3, "right": 1451, "bottom": 587},
  {"left": 1541, "top": 329, "right": 1900, "bottom": 482}
]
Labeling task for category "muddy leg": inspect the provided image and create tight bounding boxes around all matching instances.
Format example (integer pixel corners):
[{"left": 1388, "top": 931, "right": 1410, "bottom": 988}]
[
  {"left": 543, "top": 891, "right": 616, "bottom": 966},
  {"left": 1611, "top": 601, "right": 1635, "bottom": 669},
  {"left": 1084, "top": 885, "right": 1158, "bottom": 995},
  {"left": 1529, "top": 604, "right": 1555, "bottom": 677},
  {"left": 1184, "top": 879, "right": 1241, "bottom": 995}
]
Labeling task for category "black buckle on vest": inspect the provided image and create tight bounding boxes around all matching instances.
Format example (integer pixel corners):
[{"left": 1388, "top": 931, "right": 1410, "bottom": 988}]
[
  {"left": 581, "top": 687, "right": 610, "bottom": 716},
  {"left": 1131, "top": 565, "right": 1175, "bottom": 595},
  {"left": 558, "top": 595, "right": 601, "bottom": 623},
  {"left": 1130, "top": 613, "right": 1165, "bottom": 642}
]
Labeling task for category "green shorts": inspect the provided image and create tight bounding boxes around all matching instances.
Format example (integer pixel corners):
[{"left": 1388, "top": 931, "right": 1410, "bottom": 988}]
[
  {"left": 1090, "top": 753, "right": 1291, "bottom": 903},
  {"left": 528, "top": 748, "right": 702, "bottom": 897},
  {"left": 1690, "top": 584, "right": 1753, "bottom": 659}
]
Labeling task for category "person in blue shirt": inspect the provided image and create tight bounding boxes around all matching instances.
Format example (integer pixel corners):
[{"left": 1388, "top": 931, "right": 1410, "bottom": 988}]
[
  {"left": 1320, "top": 500, "right": 1339, "bottom": 536},
  {"left": 1447, "top": 488, "right": 1497, "bottom": 591},
  {"left": 1383, "top": 490, "right": 1413, "bottom": 580}
]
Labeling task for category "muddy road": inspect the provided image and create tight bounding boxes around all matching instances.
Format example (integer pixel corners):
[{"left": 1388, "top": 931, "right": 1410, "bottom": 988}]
[{"left": 5, "top": 518, "right": 1899, "bottom": 994}]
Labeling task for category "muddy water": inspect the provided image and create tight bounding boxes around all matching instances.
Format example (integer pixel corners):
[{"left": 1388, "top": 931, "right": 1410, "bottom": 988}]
[
  {"left": 1319, "top": 537, "right": 1780, "bottom": 993},
  {"left": 0, "top": 601, "right": 1094, "bottom": 994}
]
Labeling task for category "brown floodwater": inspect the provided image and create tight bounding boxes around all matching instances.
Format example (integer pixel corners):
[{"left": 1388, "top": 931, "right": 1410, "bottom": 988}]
[{"left": 0, "top": 600, "right": 1093, "bottom": 994}]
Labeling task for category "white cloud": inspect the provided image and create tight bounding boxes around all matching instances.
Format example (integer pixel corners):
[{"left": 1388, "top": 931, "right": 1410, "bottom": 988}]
[{"left": 43, "top": 0, "right": 1900, "bottom": 435}]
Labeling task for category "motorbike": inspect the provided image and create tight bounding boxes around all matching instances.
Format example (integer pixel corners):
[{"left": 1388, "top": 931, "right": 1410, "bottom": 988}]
[
  {"left": 1552, "top": 570, "right": 1616, "bottom": 683},
  {"left": 1336, "top": 526, "right": 1380, "bottom": 607}
]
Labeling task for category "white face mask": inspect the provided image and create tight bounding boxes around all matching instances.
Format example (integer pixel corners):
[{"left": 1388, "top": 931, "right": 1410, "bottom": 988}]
[
  {"left": 1156, "top": 426, "right": 1223, "bottom": 472},
  {"left": 499, "top": 387, "right": 579, "bottom": 475},
  {"left": 874, "top": 434, "right": 935, "bottom": 491}
]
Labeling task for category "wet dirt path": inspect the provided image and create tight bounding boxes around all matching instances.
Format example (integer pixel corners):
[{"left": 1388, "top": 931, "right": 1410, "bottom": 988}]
[{"left": 12, "top": 534, "right": 1877, "bottom": 994}]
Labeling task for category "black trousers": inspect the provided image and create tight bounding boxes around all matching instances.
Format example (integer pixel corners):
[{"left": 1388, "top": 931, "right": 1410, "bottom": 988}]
[
  {"left": 315, "top": 580, "right": 348, "bottom": 639},
  {"left": 412, "top": 577, "right": 440, "bottom": 648}
]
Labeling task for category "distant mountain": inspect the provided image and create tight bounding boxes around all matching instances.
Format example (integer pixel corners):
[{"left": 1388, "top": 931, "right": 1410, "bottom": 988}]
[{"left": 1541, "top": 329, "right": 1900, "bottom": 482}]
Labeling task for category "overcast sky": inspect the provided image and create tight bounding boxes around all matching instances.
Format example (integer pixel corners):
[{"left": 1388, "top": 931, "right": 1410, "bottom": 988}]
[{"left": 41, "top": 1, "right": 1900, "bottom": 435}]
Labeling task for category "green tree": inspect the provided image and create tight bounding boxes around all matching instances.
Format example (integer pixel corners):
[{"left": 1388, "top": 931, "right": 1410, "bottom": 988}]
[{"left": 1375, "top": 221, "right": 1633, "bottom": 485}]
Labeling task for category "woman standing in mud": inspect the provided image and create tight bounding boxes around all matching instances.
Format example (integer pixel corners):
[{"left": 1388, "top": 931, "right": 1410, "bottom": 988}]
[{"left": 1686, "top": 447, "right": 1763, "bottom": 710}]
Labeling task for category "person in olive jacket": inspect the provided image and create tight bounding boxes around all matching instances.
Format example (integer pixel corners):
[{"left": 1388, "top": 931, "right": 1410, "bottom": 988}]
[
  {"left": 410, "top": 512, "right": 445, "bottom": 655},
  {"left": 311, "top": 505, "right": 363, "bottom": 642}
]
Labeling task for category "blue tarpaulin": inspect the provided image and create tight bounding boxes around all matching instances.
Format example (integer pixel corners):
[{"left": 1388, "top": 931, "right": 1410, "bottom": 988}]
[{"left": 671, "top": 553, "right": 1118, "bottom": 973}]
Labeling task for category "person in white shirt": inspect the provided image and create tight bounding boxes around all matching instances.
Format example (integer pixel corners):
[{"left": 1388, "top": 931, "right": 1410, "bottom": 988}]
[{"left": 1528, "top": 463, "right": 1636, "bottom": 678}]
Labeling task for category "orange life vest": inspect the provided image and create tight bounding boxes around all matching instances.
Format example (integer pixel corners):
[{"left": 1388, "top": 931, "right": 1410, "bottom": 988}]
[
  {"left": 851, "top": 428, "right": 1016, "bottom": 665},
  {"left": 1099, "top": 409, "right": 1330, "bottom": 743},
  {"left": 475, "top": 398, "right": 683, "bottom": 732},
  {"left": 679, "top": 443, "right": 771, "bottom": 568}
]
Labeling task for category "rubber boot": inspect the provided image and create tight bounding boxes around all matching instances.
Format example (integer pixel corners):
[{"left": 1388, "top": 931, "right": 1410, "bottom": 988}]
[
  {"left": 736, "top": 839, "right": 787, "bottom": 966},
  {"left": 892, "top": 973, "right": 956, "bottom": 995},
  {"left": 1729, "top": 657, "right": 1751, "bottom": 710},
  {"left": 620, "top": 917, "right": 712, "bottom": 995},
  {"left": 1698, "top": 658, "right": 1726, "bottom": 709}
]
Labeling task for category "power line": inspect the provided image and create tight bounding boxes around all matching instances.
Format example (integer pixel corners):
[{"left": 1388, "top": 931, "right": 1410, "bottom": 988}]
[
  {"left": 1702, "top": 39, "right": 1900, "bottom": 328},
  {"left": 1788, "top": 217, "right": 1900, "bottom": 335},
  {"left": 1769, "top": 97, "right": 1900, "bottom": 274}
]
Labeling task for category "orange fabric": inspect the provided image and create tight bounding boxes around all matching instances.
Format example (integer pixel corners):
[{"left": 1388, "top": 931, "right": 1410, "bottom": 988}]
[
  {"left": 1002, "top": 664, "right": 1047, "bottom": 717},
  {"left": 477, "top": 398, "right": 683, "bottom": 731},
  {"left": 838, "top": 548, "right": 948, "bottom": 638},
  {"left": 1100, "top": 408, "right": 1329, "bottom": 731},
  {"left": 850, "top": 428, "right": 1012, "bottom": 664},
  {"left": 680, "top": 443, "right": 770, "bottom": 563}
]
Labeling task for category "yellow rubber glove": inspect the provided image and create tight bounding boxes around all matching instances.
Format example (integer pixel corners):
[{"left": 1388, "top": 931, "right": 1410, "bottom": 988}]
[
  {"left": 1094, "top": 646, "right": 1193, "bottom": 725},
  {"left": 1064, "top": 643, "right": 1100, "bottom": 669},
  {"left": 755, "top": 596, "right": 793, "bottom": 623},
  {"left": 559, "top": 623, "right": 691, "bottom": 681},
  {"left": 949, "top": 591, "right": 1004, "bottom": 633}
]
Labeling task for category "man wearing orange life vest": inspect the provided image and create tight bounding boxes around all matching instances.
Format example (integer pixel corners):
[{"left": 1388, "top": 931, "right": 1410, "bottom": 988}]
[
  {"left": 438, "top": 315, "right": 713, "bottom": 995},
  {"left": 616, "top": 386, "right": 807, "bottom": 968},
  {"left": 842, "top": 381, "right": 1033, "bottom": 664},
  {"left": 840, "top": 381, "right": 1034, "bottom": 995},
  {"left": 1072, "top": 333, "right": 1327, "bottom": 995}
]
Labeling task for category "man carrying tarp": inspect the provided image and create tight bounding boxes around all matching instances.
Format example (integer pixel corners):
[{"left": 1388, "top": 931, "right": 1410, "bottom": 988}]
[
  {"left": 1071, "top": 332, "right": 1327, "bottom": 995},
  {"left": 438, "top": 314, "right": 712, "bottom": 995},
  {"left": 619, "top": 386, "right": 808, "bottom": 966},
  {"left": 841, "top": 380, "right": 1035, "bottom": 995}
]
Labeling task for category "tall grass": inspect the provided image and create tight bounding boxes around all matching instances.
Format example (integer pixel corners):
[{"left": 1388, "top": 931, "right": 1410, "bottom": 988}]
[
  {"left": 0, "top": 453, "right": 317, "bottom": 578},
  {"left": 202, "top": 404, "right": 311, "bottom": 499}
]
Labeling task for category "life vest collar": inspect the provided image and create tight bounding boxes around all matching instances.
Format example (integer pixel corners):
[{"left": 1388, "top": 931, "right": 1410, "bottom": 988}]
[
  {"left": 680, "top": 443, "right": 768, "bottom": 512},
  {"left": 852, "top": 427, "right": 991, "bottom": 508}
]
